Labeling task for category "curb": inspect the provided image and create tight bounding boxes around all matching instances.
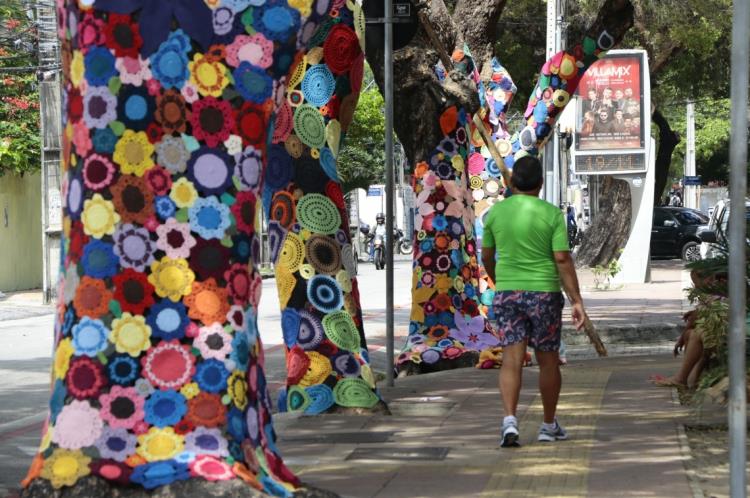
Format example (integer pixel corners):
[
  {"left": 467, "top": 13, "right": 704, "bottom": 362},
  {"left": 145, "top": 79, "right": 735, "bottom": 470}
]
[{"left": 562, "top": 322, "right": 682, "bottom": 345}]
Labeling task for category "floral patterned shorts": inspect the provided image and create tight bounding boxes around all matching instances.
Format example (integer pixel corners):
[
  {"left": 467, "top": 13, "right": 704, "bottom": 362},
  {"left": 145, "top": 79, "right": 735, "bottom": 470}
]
[{"left": 493, "top": 291, "right": 565, "bottom": 352}]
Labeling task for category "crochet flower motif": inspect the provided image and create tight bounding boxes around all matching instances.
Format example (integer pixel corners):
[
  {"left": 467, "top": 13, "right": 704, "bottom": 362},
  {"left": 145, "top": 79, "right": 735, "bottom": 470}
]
[
  {"left": 71, "top": 317, "right": 110, "bottom": 357},
  {"left": 99, "top": 385, "right": 145, "bottom": 429},
  {"left": 40, "top": 448, "right": 92, "bottom": 489},
  {"left": 193, "top": 323, "right": 232, "bottom": 360},
  {"left": 137, "top": 427, "right": 185, "bottom": 462},
  {"left": 148, "top": 257, "right": 196, "bottom": 302},
  {"left": 110, "top": 312, "right": 152, "bottom": 357},
  {"left": 52, "top": 399, "right": 104, "bottom": 449},
  {"left": 112, "top": 130, "right": 155, "bottom": 177},
  {"left": 93, "top": 0, "right": 214, "bottom": 56},
  {"left": 81, "top": 194, "right": 120, "bottom": 239},
  {"left": 155, "top": 218, "right": 196, "bottom": 260}
]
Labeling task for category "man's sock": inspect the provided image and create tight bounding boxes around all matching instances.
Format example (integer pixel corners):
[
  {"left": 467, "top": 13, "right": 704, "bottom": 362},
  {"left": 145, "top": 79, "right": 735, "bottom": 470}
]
[
  {"left": 503, "top": 415, "right": 517, "bottom": 427},
  {"left": 541, "top": 420, "right": 557, "bottom": 431}
]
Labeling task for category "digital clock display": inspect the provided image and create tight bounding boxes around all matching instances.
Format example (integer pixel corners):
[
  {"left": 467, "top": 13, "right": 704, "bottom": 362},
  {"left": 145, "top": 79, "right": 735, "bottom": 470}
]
[{"left": 573, "top": 153, "right": 646, "bottom": 174}]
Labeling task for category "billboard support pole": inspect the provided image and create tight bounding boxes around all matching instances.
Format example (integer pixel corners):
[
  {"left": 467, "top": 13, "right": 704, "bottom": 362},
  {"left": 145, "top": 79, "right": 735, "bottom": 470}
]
[
  {"left": 384, "top": 0, "right": 395, "bottom": 388},
  {"left": 727, "top": 0, "right": 749, "bottom": 495}
]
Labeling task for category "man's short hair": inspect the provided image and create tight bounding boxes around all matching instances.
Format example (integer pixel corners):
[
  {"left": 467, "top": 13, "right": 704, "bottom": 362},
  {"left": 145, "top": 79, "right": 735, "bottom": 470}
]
[{"left": 511, "top": 156, "right": 543, "bottom": 191}]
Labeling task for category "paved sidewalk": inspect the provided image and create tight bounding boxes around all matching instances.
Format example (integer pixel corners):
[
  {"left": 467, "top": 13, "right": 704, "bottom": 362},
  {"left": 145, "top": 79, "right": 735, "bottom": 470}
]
[
  {"left": 276, "top": 355, "right": 694, "bottom": 497},
  {"left": 0, "top": 259, "right": 694, "bottom": 497}
]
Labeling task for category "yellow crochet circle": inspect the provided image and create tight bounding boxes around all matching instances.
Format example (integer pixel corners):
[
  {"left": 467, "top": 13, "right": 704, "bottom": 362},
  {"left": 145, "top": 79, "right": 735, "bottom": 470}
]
[
  {"left": 299, "top": 264, "right": 316, "bottom": 280},
  {"left": 279, "top": 232, "right": 304, "bottom": 272},
  {"left": 299, "top": 351, "right": 332, "bottom": 387}
]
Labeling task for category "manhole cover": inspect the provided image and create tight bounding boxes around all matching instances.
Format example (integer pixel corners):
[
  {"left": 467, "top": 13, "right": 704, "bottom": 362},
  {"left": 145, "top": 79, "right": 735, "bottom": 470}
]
[
  {"left": 346, "top": 447, "right": 450, "bottom": 461},
  {"left": 280, "top": 431, "right": 395, "bottom": 444}
]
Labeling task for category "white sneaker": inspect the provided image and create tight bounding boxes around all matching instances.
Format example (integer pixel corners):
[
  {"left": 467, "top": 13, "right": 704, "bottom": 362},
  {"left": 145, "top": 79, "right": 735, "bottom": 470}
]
[
  {"left": 501, "top": 419, "right": 520, "bottom": 447},
  {"left": 538, "top": 420, "right": 568, "bottom": 442}
]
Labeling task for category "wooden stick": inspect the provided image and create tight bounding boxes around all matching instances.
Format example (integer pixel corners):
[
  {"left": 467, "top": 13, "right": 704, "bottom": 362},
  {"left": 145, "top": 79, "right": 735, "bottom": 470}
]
[
  {"left": 563, "top": 291, "right": 608, "bottom": 357},
  {"left": 471, "top": 113, "right": 512, "bottom": 188}
]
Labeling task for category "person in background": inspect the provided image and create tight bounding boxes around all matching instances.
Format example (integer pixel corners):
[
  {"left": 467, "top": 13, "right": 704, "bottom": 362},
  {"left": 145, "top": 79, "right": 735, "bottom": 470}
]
[{"left": 481, "top": 156, "right": 587, "bottom": 448}]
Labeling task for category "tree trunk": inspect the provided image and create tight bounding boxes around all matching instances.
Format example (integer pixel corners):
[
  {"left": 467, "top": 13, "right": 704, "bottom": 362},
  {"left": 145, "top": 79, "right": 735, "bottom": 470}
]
[
  {"left": 365, "top": 0, "right": 633, "bottom": 374},
  {"left": 575, "top": 177, "right": 633, "bottom": 267},
  {"left": 652, "top": 108, "right": 681, "bottom": 206},
  {"left": 23, "top": 2, "right": 366, "bottom": 496}
]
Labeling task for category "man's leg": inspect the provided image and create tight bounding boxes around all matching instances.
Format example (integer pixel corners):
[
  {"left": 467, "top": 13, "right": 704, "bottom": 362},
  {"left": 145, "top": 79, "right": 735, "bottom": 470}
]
[
  {"left": 535, "top": 350, "right": 562, "bottom": 424},
  {"left": 499, "top": 340, "right": 529, "bottom": 417}
]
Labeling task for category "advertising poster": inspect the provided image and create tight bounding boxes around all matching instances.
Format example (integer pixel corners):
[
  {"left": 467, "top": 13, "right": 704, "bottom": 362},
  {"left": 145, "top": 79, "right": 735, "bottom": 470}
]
[{"left": 575, "top": 53, "right": 645, "bottom": 151}]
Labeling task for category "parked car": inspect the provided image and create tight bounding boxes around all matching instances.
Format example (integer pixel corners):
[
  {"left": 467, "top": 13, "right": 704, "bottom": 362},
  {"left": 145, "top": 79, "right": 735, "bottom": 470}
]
[
  {"left": 698, "top": 199, "right": 750, "bottom": 259},
  {"left": 650, "top": 206, "right": 709, "bottom": 261}
]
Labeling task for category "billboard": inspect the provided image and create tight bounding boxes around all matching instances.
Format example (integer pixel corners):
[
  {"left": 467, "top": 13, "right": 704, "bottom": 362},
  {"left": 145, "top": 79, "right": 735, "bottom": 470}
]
[
  {"left": 572, "top": 50, "right": 650, "bottom": 175},
  {"left": 575, "top": 52, "right": 645, "bottom": 151}
]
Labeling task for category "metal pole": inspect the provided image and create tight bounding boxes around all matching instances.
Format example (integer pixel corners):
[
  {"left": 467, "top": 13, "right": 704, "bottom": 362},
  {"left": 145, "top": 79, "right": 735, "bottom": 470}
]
[
  {"left": 384, "top": 0, "right": 395, "bottom": 387},
  {"left": 728, "top": 0, "right": 749, "bottom": 495},
  {"left": 685, "top": 101, "right": 696, "bottom": 209}
]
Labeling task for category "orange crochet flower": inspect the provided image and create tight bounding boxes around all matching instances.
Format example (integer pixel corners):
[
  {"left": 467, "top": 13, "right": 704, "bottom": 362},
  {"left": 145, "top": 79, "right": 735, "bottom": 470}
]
[
  {"left": 109, "top": 175, "right": 154, "bottom": 225},
  {"left": 184, "top": 278, "right": 230, "bottom": 325},
  {"left": 414, "top": 161, "right": 429, "bottom": 179},
  {"left": 73, "top": 276, "right": 112, "bottom": 319},
  {"left": 186, "top": 392, "right": 226, "bottom": 428}
]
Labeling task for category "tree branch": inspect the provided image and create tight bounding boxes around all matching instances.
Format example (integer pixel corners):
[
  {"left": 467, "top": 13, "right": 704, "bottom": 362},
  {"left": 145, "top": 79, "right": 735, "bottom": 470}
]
[{"left": 451, "top": 0, "right": 507, "bottom": 73}]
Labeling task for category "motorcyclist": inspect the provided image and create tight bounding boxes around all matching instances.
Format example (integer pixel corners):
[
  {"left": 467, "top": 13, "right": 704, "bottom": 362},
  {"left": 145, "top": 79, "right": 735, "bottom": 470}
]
[{"left": 370, "top": 213, "right": 387, "bottom": 261}]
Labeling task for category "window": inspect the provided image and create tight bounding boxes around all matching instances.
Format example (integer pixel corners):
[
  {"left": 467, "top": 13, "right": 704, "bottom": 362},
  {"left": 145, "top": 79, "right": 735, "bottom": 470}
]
[
  {"left": 653, "top": 209, "right": 675, "bottom": 227},
  {"left": 673, "top": 210, "right": 708, "bottom": 225}
]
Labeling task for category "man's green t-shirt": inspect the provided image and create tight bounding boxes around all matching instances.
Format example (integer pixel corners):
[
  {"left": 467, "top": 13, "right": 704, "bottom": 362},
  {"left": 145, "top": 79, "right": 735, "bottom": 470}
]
[{"left": 482, "top": 194, "right": 569, "bottom": 292}]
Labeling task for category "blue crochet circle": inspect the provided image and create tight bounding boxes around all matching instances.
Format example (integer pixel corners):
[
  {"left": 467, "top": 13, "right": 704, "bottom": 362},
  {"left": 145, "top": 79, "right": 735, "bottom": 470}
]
[
  {"left": 297, "top": 310, "right": 324, "bottom": 350},
  {"left": 194, "top": 359, "right": 230, "bottom": 393},
  {"left": 265, "top": 144, "right": 294, "bottom": 190},
  {"left": 230, "top": 329, "right": 250, "bottom": 371},
  {"left": 154, "top": 196, "right": 177, "bottom": 220},
  {"left": 231, "top": 233, "right": 252, "bottom": 263},
  {"left": 319, "top": 147, "right": 339, "bottom": 181},
  {"left": 301, "top": 64, "right": 335, "bottom": 107},
  {"left": 120, "top": 88, "right": 153, "bottom": 131},
  {"left": 226, "top": 407, "right": 247, "bottom": 441},
  {"left": 93, "top": 128, "right": 117, "bottom": 154},
  {"left": 304, "top": 384, "right": 335, "bottom": 415},
  {"left": 331, "top": 351, "right": 360, "bottom": 377},
  {"left": 254, "top": 3, "right": 301, "bottom": 42},
  {"left": 307, "top": 275, "right": 343, "bottom": 313},
  {"left": 72, "top": 317, "right": 109, "bottom": 357},
  {"left": 81, "top": 239, "right": 118, "bottom": 278},
  {"left": 84, "top": 46, "right": 116, "bottom": 86},
  {"left": 486, "top": 158, "right": 501, "bottom": 178},
  {"left": 147, "top": 300, "right": 189, "bottom": 340},
  {"left": 281, "top": 308, "right": 300, "bottom": 348},
  {"left": 233, "top": 62, "right": 274, "bottom": 104},
  {"left": 131, "top": 461, "right": 190, "bottom": 490},
  {"left": 144, "top": 390, "right": 187, "bottom": 427},
  {"left": 108, "top": 355, "right": 140, "bottom": 385}
]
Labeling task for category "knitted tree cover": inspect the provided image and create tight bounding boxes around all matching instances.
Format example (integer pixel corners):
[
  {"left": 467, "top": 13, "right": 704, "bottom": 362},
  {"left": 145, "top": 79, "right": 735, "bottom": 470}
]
[{"left": 23, "top": 1, "right": 370, "bottom": 495}]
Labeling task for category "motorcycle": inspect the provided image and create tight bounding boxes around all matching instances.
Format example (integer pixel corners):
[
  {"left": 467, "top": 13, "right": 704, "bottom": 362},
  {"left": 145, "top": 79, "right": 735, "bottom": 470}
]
[
  {"left": 372, "top": 233, "right": 386, "bottom": 270},
  {"left": 568, "top": 224, "right": 582, "bottom": 250},
  {"left": 393, "top": 228, "right": 413, "bottom": 255}
]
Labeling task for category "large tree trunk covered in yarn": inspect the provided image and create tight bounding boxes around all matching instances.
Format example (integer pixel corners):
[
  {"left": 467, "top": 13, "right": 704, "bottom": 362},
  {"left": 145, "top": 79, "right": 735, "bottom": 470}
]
[
  {"left": 22, "top": 1, "right": 367, "bottom": 497},
  {"left": 365, "top": 0, "right": 634, "bottom": 374}
]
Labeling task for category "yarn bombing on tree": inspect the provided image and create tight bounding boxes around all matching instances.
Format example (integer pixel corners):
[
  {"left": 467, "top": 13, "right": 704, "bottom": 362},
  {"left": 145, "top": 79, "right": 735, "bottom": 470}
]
[{"left": 23, "top": 0, "right": 375, "bottom": 496}]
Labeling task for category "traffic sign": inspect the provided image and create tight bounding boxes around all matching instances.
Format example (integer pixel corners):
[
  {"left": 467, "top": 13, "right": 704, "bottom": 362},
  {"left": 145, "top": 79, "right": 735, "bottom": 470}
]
[{"left": 683, "top": 175, "right": 701, "bottom": 186}]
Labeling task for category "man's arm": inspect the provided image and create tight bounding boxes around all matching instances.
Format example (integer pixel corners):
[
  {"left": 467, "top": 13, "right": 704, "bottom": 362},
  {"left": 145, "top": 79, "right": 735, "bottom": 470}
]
[
  {"left": 553, "top": 251, "right": 586, "bottom": 330},
  {"left": 481, "top": 247, "right": 496, "bottom": 285}
]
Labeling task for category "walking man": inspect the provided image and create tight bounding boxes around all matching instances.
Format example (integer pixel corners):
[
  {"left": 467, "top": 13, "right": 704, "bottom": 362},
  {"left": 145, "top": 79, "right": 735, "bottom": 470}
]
[{"left": 481, "top": 156, "right": 587, "bottom": 447}]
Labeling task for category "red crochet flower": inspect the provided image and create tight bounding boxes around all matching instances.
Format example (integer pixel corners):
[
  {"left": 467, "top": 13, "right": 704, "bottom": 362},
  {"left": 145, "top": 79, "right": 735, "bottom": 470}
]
[
  {"left": 235, "top": 102, "right": 270, "bottom": 149},
  {"left": 189, "top": 97, "right": 235, "bottom": 148},
  {"left": 104, "top": 14, "right": 142, "bottom": 58},
  {"left": 113, "top": 269, "right": 155, "bottom": 316},
  {"left": 67, "top": 221, "right": 89, "bottom": 265},
  {"left": 66, "top": 356, "right": 106, "bottom": 399},
  {"left": 230, "top": 191, "right": 256, "bottom": 235},
  {"left": 145, "top": 165, "right": 172, "bottom": 196}
]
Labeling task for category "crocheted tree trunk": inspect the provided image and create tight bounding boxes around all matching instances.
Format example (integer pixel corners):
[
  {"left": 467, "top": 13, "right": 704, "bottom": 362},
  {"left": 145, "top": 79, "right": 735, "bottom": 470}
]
[
  {"left": 264, "top": 4, "right": 387, "bottom": 415},
  {"left": 22, "top": 1, "right": 364, "bottom": 496},
  {"left": 395, "top": 1, "right": 635, "bottom": 374}
]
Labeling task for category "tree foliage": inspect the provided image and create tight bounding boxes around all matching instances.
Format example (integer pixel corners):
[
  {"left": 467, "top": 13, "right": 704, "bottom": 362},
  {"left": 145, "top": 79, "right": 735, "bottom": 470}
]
[
  {"left": 0, "top": 1, "right": 41, "bottom": 176},
  {"left": 338, "top": 71, "right": 386, "bottom": 193}
]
